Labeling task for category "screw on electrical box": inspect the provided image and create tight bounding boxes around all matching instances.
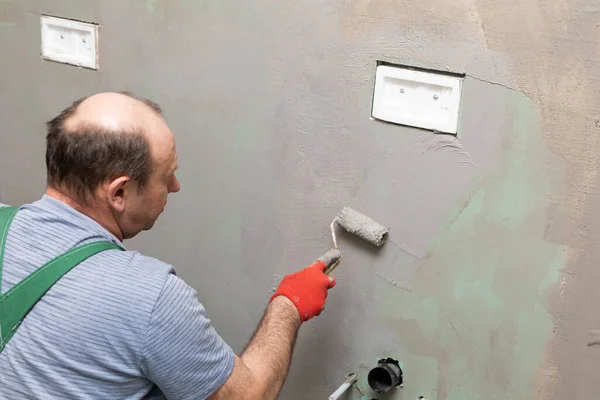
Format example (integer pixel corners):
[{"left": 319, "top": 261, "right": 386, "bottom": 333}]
[
  {"left": 433, "top": 94, "right": 439, "bottom": 101},
  {"left": 400, "top": 88, "right": 405, "bottom": 94}
]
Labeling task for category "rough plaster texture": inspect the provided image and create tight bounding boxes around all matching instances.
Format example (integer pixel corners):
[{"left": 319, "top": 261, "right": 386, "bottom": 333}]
[{"left": 0, "top": 0, "right": 599, "bottom": 398}]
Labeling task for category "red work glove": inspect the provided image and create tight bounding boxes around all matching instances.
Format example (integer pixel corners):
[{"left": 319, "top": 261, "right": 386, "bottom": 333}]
[{"left": 270, "top": 261, "right": 336, "bottom": 322}]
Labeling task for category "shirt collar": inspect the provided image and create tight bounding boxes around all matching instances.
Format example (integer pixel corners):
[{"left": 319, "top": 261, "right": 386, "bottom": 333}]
[{"left": 32, "top": 195, "right": 125, "bottom": 248}]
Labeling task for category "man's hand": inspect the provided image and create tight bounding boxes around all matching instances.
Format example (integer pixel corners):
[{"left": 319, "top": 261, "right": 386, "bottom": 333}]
[{"left": 271, "top": 261, "right": 337, "bottom": 322}]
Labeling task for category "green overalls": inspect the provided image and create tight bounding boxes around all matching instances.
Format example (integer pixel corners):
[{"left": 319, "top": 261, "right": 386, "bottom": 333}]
[{"left": 0, "top": 206, "right": 123, "bottom": 353}]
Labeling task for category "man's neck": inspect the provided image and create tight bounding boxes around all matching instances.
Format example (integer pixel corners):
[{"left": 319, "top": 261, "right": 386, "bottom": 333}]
[{"left": 45, "top": 187, "right": 124, "bottom": 241}]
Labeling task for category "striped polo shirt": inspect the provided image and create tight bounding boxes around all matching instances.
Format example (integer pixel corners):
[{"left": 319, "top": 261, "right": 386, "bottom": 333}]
[{"left": 0, "top": 195, "right": 234, "bottom": 399}]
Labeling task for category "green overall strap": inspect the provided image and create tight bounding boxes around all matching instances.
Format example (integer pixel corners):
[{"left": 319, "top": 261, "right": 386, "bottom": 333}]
[
  {"left": 0, "top": 206, "right": 124, "bottom": 352},
  {"left": 0, "top": 206, "right": 19, "bottom": 289}
]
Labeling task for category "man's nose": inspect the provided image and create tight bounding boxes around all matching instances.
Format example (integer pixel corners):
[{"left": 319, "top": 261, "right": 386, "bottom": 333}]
[{"left": 170, "top": 176, "right": 181, "bottom": 193}]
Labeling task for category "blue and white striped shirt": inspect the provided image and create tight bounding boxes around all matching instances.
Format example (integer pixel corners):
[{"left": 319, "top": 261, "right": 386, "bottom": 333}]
[{"left": 0, "top": 195, "right": 234, "bottom": 399}]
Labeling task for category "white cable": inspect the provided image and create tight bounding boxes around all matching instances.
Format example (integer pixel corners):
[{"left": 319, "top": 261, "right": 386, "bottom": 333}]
[
  {"left": 328, "top": 373, "right": 357, "bottom": 400},
  {"left": 328, "top": 381, "right": 352, "bottom": 400}
]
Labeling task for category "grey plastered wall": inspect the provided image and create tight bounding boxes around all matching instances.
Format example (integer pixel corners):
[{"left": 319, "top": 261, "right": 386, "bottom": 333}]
[{"left": 1, "top": 0, "right": 600, "bottom": 399}]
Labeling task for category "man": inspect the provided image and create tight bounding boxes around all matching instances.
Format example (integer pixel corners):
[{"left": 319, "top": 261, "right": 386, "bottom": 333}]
[{"left": 0, "top": 92, "right": 336, "bottom": 399}]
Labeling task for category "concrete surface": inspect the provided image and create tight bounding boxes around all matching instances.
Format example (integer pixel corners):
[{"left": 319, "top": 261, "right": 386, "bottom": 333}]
[{"left": 1, "top": 0, "right": 600, "bottom": 398}]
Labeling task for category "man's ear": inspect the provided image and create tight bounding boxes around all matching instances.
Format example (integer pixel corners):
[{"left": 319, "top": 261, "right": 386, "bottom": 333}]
[{"left": 106, "top": 176, "right": 131, "bottom": 213}]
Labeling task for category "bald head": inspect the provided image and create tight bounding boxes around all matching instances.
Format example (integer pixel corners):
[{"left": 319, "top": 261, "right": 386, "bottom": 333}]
[
  {"left": 65, "top": 91, "right": 163, "bottom": 133},
  {"left": 45, "top": 91, "right": 173, "bottom": 203}
]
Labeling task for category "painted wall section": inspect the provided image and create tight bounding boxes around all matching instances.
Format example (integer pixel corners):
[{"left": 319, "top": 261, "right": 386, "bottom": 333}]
[
  {"left": 0, "top": 0, "right": 597, "bottom": 398},
  {"left": 356, "top": 91, "right": 566, "bottom": 399}
]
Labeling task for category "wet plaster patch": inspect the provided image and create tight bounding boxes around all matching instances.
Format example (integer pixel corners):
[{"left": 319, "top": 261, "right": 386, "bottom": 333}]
[
  {"left": 350, "top": 77, "right": 516, "bottom": 294},
  {"left": 368, "top": 89, "right": 567, "bottom": 399}
]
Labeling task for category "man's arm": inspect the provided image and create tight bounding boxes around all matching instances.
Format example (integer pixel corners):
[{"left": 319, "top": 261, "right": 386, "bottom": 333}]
[
  {"left": 208, "top": 296, "right": 300, "bottom": 399},
  {"left": 208, "top": 261, "right": 336, "bottom": 400}
]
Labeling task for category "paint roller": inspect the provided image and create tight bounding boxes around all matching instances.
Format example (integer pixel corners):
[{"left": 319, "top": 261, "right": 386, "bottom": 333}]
[{"left": 318, "top": 206, "right": 389, "bottom": 275}]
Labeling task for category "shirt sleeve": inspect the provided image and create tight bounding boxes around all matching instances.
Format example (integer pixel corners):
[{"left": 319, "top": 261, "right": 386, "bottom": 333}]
[{"left": 141, "top": 273, "right": 235, "bottom": 400}]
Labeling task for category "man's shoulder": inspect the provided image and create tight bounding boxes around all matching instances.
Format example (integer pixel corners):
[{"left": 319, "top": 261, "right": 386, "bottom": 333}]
[
  {"left": 67, "top": 249, "right": 179, "bottom": 320},
  {"left": 99, "top": 248, "right": 176, "bottom": 280},
  {"left": 68, "top": 245, "right": 178, "bottom": 306}
]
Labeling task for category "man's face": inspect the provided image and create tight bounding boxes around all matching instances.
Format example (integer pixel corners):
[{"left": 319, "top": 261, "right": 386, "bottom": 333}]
[{"left": 120, "top": 124, "right": 180, "bottom": 239}]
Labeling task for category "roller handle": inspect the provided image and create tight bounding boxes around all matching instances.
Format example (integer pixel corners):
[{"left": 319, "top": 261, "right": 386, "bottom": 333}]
[
  {"left": 323, "top": 259, "right": 341, "bottom": 275},
  {"left": 318, "top": 249, "right": 342, "bottom": 275}
]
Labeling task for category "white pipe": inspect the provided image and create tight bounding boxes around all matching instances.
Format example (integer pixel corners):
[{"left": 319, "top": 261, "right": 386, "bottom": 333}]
[{"left": 329, "top": 381, "right": 352, "bottom": 400}]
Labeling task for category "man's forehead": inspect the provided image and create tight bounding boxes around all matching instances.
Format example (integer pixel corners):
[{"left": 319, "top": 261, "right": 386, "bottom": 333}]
[{"left": 149, "top": 129, "right": 176, "bottom": 165}]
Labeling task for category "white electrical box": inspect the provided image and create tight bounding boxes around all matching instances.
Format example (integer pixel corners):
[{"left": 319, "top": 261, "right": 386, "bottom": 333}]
[
  {"left": 372, "top": 65, "right": 463, "bottom": 134},
  {"left": 41, "top": 15, "right": 98, "bottom": 70}
]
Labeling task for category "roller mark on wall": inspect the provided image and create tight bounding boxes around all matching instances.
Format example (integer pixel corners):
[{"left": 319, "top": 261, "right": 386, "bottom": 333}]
[{"left": 426, "top": 138, "right": 476, "bottom": 166}]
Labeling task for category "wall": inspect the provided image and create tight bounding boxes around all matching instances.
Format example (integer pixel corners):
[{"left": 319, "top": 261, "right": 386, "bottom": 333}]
[{"left": 1, "top": 0, "right": 599, "bottom": 398}]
